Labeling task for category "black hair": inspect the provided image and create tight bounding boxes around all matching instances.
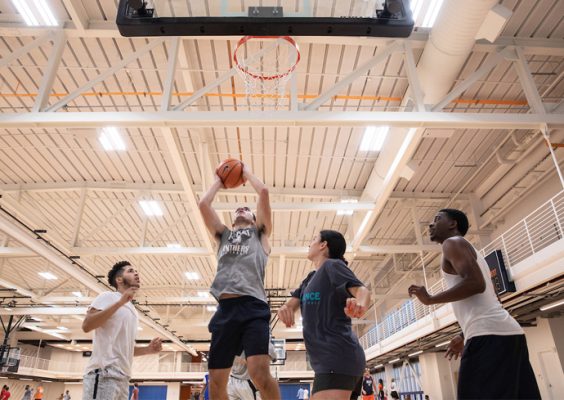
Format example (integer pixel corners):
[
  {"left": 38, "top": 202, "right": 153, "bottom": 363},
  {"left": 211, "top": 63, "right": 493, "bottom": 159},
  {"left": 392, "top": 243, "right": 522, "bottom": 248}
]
[
  {"left": 439, "top": 208, "right": 469, "bottom": 236},
  {"left": 108, "top": 260, "right": 131, "bottom": 289},
  {"left": 319, "top": 230, "right": 348, "bottom": 265}
]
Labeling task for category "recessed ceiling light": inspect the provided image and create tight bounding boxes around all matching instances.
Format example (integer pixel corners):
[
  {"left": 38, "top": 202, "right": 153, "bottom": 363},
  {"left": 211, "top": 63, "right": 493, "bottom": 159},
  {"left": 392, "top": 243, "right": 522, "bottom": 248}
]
[
  {"left": 99, "top": 127, "right": 126, "bottom": 151},
  {"left": 185, "top": 272, "right": 200, "bottom": 280},
  {"left": 421, "top": 0, "right": 445, "bottom": 28},
  {"left": 137, "top": 326, "right": 143, "bottom": 331},
  {"left": 57, "top": 326, "right": 69, "bottom": 331},
  {"left": 167, "top": 243, "right": 182, "bottom": 248},
  {"left": 72, "top": 291, "right": 83, "bottom": 298},
  {"left": 360, "top": 126, "right": 389, "bottom": 152},
  {"left": 337, "top": 199, "right": 358, "bottom": 216},
  {"left": 206, "top": 306, "right": 217, "bottom": 312},
  {"left": 139, "top": 200, "right": 163, "bottom": 217},
  {"left": 197, "top": 291, "right": 210, "bottom": 298},
  {"left": 39, "top": 272, "right": 57, "bottom": 280},
  {"left": 10, "top": 0, "right": 38, "bottom": 26}
]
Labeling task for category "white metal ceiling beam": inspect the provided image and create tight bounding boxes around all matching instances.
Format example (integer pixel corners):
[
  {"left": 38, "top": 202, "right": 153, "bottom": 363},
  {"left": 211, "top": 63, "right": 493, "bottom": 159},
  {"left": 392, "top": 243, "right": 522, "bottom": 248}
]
[
  {"left": 0, "top": 276, "right": 37, "bottom": 299},
  {"left": 33, "top": 31, "right": 66, "bottom": 111},
  {"left": 0, "top": 247, "right": 35, "bottom": 257},
  {"left": 37, "top": 296, "right": 217, "bottom": 305},
  {"left": 0, "top": 307, "right": 88, "bottom": 315},
  {"left": 303, "top": 41, "right": 403, "bottom": 111},
  {"left": 0, "top": 182, "right": 364, "bottom": 197},
  {"left": 0, "top": 31, "right": 54, "bottom": 68},
  {"left": 45, "top": 38, "right": 166, "bottom": 112},
  {"left": 0, "top": 23, "right": 562, "bottom": 56},
  {"left": 69, "top": 244, "right": 439, "bottom": 257},
  {"left": 403, "top": 41, "right": 426, "bottom": 112},
  {"left": 70, "top": 188, "right": 87, "bottom": 247},
  {"left": 0, "top": 211, "right": 198, "bottom": 355},
  {"left": 2, "top": 111, "right": 562, "bottom": 129},
  {"left": 161, "top": 37, "right": 180, "bottom": 112},
  {"left": 432, "top": 50, "right": 506, "bottom": 112},
  {"left": 160, "top": 127, "right": 215, "bottom": 255},
  {"left": 61, "top": 0, "right": 89, "bottom": 32}
]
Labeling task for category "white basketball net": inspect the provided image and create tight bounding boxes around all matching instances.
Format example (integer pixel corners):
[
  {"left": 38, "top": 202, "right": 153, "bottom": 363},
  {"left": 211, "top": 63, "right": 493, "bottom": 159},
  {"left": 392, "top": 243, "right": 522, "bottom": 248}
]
[{"left": 234, "top": 36, "right": 300, "bottom": 110}]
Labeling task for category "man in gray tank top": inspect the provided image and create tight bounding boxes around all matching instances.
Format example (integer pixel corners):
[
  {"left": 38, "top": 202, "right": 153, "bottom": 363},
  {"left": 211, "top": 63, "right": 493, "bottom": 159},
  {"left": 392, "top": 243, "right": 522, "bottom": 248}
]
[
  {"left": 408, "top": 209, "right": 540, "bottom": 399},
  {"left": 198, "top": 163, "right": 280, "bottom": 400}
]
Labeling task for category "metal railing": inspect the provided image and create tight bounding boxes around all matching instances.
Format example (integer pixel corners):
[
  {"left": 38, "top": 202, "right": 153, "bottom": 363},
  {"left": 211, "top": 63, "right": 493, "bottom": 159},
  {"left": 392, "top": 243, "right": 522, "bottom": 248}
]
[{"left": 359, "top": 189, "right": 564, "bottom": 350}]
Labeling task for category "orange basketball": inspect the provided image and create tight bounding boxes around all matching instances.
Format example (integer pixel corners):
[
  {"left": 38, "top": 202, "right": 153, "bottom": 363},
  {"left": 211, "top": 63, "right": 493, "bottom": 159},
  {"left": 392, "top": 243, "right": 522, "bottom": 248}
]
[{"left": 216, "top": 158, "right": 245, "bottom": 188}]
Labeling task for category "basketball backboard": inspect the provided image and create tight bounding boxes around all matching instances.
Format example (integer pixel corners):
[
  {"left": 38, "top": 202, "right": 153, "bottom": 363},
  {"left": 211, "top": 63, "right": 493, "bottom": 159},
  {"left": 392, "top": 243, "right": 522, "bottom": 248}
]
[{"left": 117, "top": 0, "right": 414, "bottom": 37}]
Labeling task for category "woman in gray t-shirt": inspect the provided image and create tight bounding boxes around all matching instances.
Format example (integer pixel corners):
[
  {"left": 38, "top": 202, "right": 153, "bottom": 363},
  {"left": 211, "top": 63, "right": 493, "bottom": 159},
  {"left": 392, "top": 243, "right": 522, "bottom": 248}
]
[{"left": 278, "top": 230, "right": 371, "bottom": 400}]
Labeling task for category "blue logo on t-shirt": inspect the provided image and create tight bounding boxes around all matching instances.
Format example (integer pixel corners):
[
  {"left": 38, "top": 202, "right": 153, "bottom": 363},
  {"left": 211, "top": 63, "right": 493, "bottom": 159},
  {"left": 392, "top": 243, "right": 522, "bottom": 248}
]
[{"left": 302, "top": 291, "right": 321, "bottom": 304}]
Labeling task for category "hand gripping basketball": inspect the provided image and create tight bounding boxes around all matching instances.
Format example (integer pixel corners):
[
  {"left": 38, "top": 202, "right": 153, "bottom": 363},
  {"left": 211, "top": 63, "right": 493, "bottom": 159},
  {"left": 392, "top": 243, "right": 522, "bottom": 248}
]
[{"left": 216, "top": 158, "right": 246, "bottom": 189}]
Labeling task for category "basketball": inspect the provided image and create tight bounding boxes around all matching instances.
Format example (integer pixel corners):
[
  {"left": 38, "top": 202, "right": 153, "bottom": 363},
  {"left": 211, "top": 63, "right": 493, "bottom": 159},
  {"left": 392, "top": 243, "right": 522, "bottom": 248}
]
[{"left": 216, "top": 158, "right": 245, "bottom": 188}]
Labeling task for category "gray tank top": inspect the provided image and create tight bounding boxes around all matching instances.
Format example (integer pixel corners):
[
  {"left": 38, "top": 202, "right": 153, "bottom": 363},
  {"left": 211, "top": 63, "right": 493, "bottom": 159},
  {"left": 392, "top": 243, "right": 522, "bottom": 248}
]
[{"left": 210, "top": 227, "right": 268, "bottom": 303}]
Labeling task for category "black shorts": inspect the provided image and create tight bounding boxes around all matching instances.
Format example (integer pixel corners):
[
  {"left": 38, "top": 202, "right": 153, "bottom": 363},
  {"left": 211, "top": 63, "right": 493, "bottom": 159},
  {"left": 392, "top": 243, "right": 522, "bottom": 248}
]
[
  {"left": 313, "top": 373, "right": 361, "bottom": 394},
  {"left": 208, "top": 296, "right": 270, "bottom": 369},
  {"left": 458, "top": 334, "right": 541, "bottom": 399}
]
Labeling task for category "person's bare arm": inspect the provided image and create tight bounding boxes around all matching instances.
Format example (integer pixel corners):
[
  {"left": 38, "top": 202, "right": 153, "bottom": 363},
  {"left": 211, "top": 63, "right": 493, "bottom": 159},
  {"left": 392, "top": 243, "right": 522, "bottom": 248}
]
[
  {"left": 345, "top": 286, "right": 370, "bottom": 318},
  {"left": 198, "top": 174, "right": 227, "bottom": 240},
  {"left": 134, "top": 337, "right": 163, "bottom": 356},
  {"left": 277, "top": 297, "right": 300, "bottom": 327},
  {"left": 408, "top": 237, "right": 485, "bottom": 305},
  {"left": 243, "top": 163, "right": 272, "bottom": 237},
  {"left": 82, "top": 288, "right": 137, "bottom": 333}
]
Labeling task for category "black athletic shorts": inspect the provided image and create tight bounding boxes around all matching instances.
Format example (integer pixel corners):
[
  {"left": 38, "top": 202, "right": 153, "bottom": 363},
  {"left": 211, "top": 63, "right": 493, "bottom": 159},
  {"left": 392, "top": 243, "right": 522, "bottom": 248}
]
[
  {"left": 313, "top": 373, "right": 361, "bottom": 394},
  {"left": 208, "top": 296, "right": 270, "bottom": 369},
  {"left": 458, "top": 334, "right": 541, "bottom": 399}
]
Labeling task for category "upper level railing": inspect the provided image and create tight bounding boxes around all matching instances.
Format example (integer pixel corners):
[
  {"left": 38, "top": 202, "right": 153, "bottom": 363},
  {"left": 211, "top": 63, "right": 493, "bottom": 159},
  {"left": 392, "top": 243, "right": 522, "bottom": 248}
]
[
  {"left": 359, "top": 189, "right": 564, "bottom": 350},
  {"left": 16, "top": 353, "right": 312, "bottom": 377}
]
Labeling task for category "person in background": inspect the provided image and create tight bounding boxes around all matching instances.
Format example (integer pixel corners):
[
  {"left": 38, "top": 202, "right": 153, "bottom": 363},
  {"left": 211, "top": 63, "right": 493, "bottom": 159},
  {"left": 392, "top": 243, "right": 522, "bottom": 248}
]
[
  {"left": 389, "top": 378, "right": 399, "bottom": 400},
  {"left": 303, "top": 387, "right": 309, "bottom": 400},
  {"left": 22, "top": 385, "right": 33, "bottom": 400},
  {"left": 0, "top": 386, "right": 10, "bottom": 400},
  {"left": 33, "top": 385, "right": 43, "bottom": 400},
  {"left": 296, "top": 387, "right": 304, "bottom": 400},
  {"left": 361, "top": 369, "right": 376, "bottom": 400},
  {"left": 376, "top": 379, "right": 384, "bottom": 400},
  {"left": 63, "top": 391, "right": 71, "bottom": 400},
  {"left": 130, "top": 383, "right": 139, "bottom": 400}
]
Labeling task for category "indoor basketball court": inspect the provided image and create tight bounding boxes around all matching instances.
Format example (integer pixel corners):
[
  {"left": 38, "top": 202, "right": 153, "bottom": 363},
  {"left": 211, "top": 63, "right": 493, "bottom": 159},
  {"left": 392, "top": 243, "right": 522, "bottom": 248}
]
[{"left": 0, "top": 0, "right": 563, "bottom": 399}]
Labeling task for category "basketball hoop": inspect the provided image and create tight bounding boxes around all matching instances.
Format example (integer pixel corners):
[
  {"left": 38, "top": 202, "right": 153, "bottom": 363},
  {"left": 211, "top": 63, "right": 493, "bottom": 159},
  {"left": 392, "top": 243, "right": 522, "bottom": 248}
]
[{"left": 234, "top": 36, "right": 300, "bottom": 110}]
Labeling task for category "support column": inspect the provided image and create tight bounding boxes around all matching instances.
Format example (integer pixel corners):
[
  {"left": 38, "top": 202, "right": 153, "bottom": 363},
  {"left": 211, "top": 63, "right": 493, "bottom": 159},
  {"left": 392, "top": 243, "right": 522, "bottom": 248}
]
[{"left": 418, "top": 352, "right": 458, "bottom": 399}]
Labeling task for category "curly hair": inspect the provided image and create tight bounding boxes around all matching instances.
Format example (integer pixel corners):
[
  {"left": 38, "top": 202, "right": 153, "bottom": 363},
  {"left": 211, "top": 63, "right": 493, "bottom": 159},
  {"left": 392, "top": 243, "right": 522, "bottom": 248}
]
[
  {"left": 439, "top": 208, "right": 470, "bottom": 236},
  {"left": 108, "top": 260, "right": 131, "bottom": 289}
]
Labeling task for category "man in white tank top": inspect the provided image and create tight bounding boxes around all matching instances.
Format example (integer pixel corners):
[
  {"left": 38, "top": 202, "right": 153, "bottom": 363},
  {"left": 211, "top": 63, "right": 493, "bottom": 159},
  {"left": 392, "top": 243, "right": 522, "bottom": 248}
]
[{"left": 408, "top": 209, "right": 540, "bottom": 399}]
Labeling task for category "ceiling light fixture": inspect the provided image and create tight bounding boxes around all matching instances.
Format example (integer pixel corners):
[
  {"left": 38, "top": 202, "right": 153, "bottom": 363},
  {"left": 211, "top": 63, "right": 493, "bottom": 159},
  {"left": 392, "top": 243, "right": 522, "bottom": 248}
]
[
  {"left": 360, "top": 126, "right": 389, "bottom": 152},
  {"left": 421, "top": 0, "right": 444, "bottom": 28},
  {"left": 388, "top": 358, "right": 401, "bottom": 364},
  {"left": 197, "top": 291, "right": 210, "bottom": 298},
  {"left": 72, "top": 291, "right": 83, "bottom": 298},
  {"left": 139, "top": 200, "right": 163, "bottom": 217},
  {"left": 32, "top": 0, "right": 58, "bottom": 26},
  {"left": 435, "top": 340, "right": 451, "bottom": 347},
  {"left": 10, "top": 0, "right": 39, "bottom": 26},
  {"left": 185, "top": 272, "right": 200, "bottom": 280},
  {"left": 337, "top": 199, "right": 358, "bottom": 216},
  {"left": 408, "top": 350, "right": 423, "bottom": 357},
  {"left": 99, "top": 127, "right": 126, "bottom": 151},
  {"left": 39, "top": 272, "right": 57, "bottom": 280}
]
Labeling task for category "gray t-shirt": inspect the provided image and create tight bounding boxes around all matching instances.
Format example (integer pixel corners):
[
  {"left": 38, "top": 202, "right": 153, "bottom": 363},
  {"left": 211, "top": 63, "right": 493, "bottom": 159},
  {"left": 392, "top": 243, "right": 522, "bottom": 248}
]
[
  {"left": 211, "top": 227, "right": 268, "bottom": 303},
  {"left": 291, "top": 259, "right": 366, "bottom": 376}
]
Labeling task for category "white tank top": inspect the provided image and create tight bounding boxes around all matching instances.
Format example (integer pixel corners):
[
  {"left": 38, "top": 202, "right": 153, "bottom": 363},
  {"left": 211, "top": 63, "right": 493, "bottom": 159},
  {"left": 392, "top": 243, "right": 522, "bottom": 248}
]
[{"left": 441, "top": 240, "right": 523, "bottom": 341}]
